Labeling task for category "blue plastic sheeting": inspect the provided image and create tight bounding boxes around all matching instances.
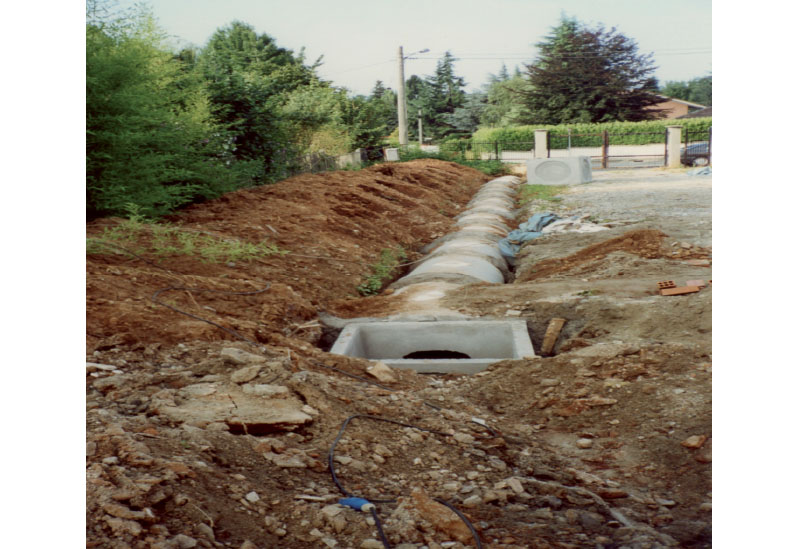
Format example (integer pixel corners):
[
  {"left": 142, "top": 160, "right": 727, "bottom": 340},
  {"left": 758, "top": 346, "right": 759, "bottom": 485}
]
[
  {"left": 687, "top": 167, "right": 711, "bottom": 176},
  {"left": 498, "top": 212, "right": 559, "bottom": 260}
]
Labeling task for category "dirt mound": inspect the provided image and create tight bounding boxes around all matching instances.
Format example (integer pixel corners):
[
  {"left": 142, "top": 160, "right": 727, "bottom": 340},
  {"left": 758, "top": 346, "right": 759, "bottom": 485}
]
[
  {"left": 86, "top": 159, "right": 490, "bottom": 351},
  {"left": 516, "top": 229, "right": 670, "bottom": 282}
]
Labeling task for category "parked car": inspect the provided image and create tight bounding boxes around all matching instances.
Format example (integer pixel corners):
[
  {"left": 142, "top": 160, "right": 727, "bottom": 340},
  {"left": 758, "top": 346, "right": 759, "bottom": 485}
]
[{"left": 681, "top": 142, "right": 710, "bottom": 166}]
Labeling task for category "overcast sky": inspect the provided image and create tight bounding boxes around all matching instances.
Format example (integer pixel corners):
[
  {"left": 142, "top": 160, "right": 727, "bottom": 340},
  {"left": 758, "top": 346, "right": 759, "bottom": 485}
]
[{"left": 117, "top": 0, "right": 711, "bottom": 96}]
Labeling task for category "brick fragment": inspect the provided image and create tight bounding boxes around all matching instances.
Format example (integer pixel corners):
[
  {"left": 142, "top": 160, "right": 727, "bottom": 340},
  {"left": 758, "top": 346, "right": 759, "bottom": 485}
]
[
  {"left": 660, "top": 286, "right": 700, "bottom": 296},
  {"left": 657, "top": 280, "right": 677, "bottom": 289},
  {"left": 686, "top": 279, "right": 707, "bottom": 288}
]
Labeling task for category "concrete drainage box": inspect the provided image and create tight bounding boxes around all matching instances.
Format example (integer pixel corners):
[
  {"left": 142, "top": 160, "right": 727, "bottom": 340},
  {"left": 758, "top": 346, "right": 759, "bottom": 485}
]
[
  {"left": 330, "top": 320, "right": 536, "bottom": 374},
  {"left": 526, "top": 157, "right": 592, "bottom": 185}
]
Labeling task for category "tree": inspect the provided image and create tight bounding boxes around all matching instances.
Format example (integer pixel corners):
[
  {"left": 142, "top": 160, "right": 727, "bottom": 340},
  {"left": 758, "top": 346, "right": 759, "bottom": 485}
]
[
  {"left": 403, "top": 52, "right": 468, "bottom": 140},
  {"left": 426, "top": 51, "right": 467, "bottom": 137},
  {"left": 520, "top": 16, "right": 664, "bottom": 124},
  {"left": 197, "top": 21, "right": 317, "bottom": 178},
  {"left": 86, "top": 5, "right": 237, "bottom": 218},
  {"left": 661, "top": 75, "right": 712, "bottom": 106},
  {"left": 481, "top": 68, "right": 530, "bottom": 127},
  {"left": 368, "top": 80, "right": 398, "bottom": 134},
  {"left": 444, "top": 92, "right": 487, "bottom": 134}
]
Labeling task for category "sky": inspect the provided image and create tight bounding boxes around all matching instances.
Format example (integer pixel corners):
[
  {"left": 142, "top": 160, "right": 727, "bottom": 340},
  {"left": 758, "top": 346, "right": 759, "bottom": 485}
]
[{"left": 115, "top": 0, "right": 711, "bottom": 96}]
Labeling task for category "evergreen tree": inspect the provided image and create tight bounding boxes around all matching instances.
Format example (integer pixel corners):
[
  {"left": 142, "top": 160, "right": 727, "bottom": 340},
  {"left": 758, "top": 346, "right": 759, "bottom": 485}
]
[
  {"left": 444, "top": 92, "right": 487, "bottom": 134},
  {"left": 520, "top": 16, "right": 664, "bottom": 124},
  {"left": 405, "top": 52, "right": 468, "bottom": 139}
]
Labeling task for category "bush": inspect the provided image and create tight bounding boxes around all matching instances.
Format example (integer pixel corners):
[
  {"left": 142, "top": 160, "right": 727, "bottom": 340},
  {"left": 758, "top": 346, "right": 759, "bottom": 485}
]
[
  {"left": 472, "top": 118, "right": 712, "bottom": 150},
  {"left": 86, "top": 15, "right": 244, "bottom": 219}
]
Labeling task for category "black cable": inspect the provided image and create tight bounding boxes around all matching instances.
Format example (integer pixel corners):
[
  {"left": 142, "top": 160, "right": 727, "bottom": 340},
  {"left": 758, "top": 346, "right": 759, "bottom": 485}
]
[
  {"left": 328, "top": 414, "right": 452, "bottom": 503},
  {"left": 433, "top": 498, "right": 483, "bottom": 549},
  {"left": 151, "top": 284, "right": 271, "bottom": 346},
  {"left": 369, "top": 506, "right": 392, "bottom": 549},
  {"left": 328, "top": 414, "right": 483, "bottom": 547}
]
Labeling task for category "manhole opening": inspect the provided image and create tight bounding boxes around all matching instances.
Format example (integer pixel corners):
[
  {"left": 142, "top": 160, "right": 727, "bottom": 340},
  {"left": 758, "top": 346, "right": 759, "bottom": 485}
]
[
  {"left": 330, "top": 320, "right": 536, "bottom": 374},
  {"left": 403, "top": 350, "right": 471, "bottom": 360}
]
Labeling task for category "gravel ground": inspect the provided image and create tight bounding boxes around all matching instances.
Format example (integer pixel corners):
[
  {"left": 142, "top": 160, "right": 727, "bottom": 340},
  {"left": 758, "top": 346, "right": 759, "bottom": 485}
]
[{"left": 562, "top": 168, "right": 712, "bottom": 247}]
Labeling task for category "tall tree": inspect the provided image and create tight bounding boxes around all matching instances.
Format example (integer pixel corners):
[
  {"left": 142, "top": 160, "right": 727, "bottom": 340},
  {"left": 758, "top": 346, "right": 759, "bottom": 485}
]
[
  {"left": 520, "top": 16, "right": 664, "bottom": 124},
  {"left": 86, "top": 5, "right": 237, "bottom": 218},
  {"left": 197, "top": 21, "right": 317, "bottom": 177},
  {"left": 367, "top": 80, "right": 398, "bottom": 134},
  {"left": 426, "top": 51, "right": 467, "bottom": 136}
]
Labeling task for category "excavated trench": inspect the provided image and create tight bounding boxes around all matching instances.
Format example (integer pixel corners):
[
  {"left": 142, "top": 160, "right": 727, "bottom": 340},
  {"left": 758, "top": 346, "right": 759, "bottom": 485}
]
[{"left": 326, "top": 175, "right": 538, "bottom": 373}]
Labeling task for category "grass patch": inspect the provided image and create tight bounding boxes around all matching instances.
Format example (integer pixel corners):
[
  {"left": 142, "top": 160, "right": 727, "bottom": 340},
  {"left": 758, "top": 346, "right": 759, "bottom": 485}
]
[
  {"left": 357, "top": 247, "right": 407, "bottom": 296},
  {"left": 518, "top": 184, "right": 568, "bottom": 207},
  {"left": 87, "top": 204, "right": 287, "bottom": 263},
  {"left": 575, "top": 289, "right": 601, "bottom": 297}
]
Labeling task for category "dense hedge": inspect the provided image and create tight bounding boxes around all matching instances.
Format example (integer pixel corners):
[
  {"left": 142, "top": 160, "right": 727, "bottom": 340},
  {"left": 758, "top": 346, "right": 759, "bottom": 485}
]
[{"left": 472, "top": 118, "right": 712, "bottom": 150}]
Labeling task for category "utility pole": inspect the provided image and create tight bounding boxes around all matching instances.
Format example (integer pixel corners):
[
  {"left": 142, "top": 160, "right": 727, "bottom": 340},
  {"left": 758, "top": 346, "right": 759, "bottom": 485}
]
[
  {"left": 396, "top": 47, "right": 428, "bottom": 148},
  {"left": 397, "top": 46, "right": 408, "bottom": 147},
  {"left": 418, "top": 109, "right": 423, "bottom": 147}
]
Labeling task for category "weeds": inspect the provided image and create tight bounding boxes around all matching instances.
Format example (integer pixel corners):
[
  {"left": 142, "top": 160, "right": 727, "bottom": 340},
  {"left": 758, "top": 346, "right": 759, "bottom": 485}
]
[
  {"left": 518, "top": 184, "right": 567, "bottom": 207},
  {"left": 87, "top": 204, "right": 287, "bottom": 263},
  {"left": 576, "top": 289, "right": 600, "bottom": 297},
  {"left": 357, "top": 247, "right": 407, "bottom": 296}
]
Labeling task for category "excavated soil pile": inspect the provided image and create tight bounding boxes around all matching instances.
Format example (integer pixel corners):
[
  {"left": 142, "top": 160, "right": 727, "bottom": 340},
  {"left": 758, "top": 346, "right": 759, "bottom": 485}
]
[
  {"left": 86, "top": 159, "right": 489, "bottom": 352},
  {"left": 86, "top": 165, "right": 712, "bottom": 549}
]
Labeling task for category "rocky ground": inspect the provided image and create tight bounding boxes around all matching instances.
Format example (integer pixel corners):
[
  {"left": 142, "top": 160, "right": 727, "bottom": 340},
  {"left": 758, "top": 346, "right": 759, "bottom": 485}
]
[{"left": 85, "top": 161, "right": 711, "bottom": 548}]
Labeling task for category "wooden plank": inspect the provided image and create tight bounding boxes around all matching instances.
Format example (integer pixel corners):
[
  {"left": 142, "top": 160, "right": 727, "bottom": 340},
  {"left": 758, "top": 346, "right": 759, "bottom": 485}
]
[{"left": 540, "top": 318, "right": 567, "bottom": 357}]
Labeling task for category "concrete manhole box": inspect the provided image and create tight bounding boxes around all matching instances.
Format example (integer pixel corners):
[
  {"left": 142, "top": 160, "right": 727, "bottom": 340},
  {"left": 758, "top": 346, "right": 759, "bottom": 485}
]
[{"left": 330, "top": 320, "right": 536, "bottom": 374}]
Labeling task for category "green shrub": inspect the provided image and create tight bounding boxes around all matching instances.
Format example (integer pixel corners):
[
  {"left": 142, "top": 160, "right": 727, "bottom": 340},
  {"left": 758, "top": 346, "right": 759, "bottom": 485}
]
[
  {"left": 357, "top": 248, "right": 407, "bottom": 296},
  {"left": 472, "top": 118, "right": 712, "bottom": 150}
]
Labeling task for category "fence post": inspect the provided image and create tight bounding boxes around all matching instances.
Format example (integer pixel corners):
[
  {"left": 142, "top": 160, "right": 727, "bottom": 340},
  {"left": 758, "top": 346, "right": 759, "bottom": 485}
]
[
  {"left": 601, "top": 130, "right": 609, "bottom": 168},
  {"left": 494, "top": 141, "right": 499, "bottom": 161},
  {"left": 666, "top": 125, "right": 682, "bottom": 168},
  {"left": 534, "top": 129, "right": 548, "bottom": 159}
]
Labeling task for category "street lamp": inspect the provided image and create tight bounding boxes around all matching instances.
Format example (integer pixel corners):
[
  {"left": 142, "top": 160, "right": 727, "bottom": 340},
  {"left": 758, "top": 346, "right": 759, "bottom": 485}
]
[{"left": 397, "top": 47, "right": 429, "bottom": 147}]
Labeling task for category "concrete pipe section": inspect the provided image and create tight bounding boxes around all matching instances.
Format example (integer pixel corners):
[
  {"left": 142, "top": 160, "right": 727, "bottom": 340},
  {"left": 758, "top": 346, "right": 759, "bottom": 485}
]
[
  {"left": 330, "top": 174, "right": 538, "bottom": 373},
  {"left": 391, "top": 175, "right": 521, "bottom": 289}
]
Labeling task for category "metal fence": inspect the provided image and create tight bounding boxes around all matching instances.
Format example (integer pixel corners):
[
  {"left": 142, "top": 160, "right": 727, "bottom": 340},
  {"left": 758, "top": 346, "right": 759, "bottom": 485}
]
[
  {"left": 432, "top": 132, "right": 669, "bottom": 168},
  {"left": 430, "top": 127, "right": 712, "bottom": 169},
  {"left": 549, "top": 131, "right": 668, "bottom": 168}
]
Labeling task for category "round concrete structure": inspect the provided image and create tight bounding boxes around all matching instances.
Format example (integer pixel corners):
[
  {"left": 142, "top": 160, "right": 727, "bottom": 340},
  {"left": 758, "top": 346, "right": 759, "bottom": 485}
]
[{"left": 392, "top": 175, "right": 522, "bottom": 289}]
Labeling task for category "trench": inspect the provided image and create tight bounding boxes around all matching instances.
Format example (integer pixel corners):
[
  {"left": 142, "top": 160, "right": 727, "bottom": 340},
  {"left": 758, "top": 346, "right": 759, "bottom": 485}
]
[{"left": 326, "top": 175, "right": 539, "bottom": 374}]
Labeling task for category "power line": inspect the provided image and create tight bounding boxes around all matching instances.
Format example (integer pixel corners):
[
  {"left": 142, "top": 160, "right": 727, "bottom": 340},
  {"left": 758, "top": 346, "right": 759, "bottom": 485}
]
[{"left": 416, "top": 51, "right": 711, "bottom": 61}]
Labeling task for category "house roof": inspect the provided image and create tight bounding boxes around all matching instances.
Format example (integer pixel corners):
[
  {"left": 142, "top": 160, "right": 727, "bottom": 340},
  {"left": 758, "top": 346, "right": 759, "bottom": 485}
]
[
  {"left": 655, "top": 95, "right": 707, "bottom": 109},
  {"left": 676, "top": 106, "right": 712, "bottom": 119}
]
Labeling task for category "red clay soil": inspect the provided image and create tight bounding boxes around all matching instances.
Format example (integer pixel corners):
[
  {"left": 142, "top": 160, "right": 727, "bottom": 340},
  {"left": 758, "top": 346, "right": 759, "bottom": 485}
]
[{"left": 86, "top": 160, "right": 490, "bottom": 352}]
